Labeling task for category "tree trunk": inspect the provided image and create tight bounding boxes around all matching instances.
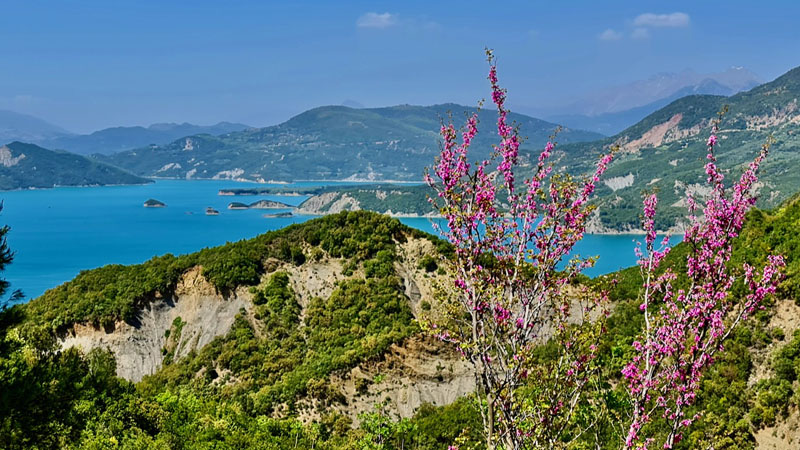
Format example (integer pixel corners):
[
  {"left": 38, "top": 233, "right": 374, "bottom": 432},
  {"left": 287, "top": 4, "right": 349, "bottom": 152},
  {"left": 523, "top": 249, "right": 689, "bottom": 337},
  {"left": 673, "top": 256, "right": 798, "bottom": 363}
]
[{"left": 487, "top": 394, "right": 495, "bottom": 450}]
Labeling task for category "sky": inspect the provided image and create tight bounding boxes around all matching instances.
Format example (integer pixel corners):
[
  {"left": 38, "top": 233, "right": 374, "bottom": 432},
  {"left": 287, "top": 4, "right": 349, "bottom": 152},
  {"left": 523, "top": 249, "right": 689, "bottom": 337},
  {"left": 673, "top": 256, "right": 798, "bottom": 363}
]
[{"left": 1, "top": 0, "right": 799, "bottom": 133}]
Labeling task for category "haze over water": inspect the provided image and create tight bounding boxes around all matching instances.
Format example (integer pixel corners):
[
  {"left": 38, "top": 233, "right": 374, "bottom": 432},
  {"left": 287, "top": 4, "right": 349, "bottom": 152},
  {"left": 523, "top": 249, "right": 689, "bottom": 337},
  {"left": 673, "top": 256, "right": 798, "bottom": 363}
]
[{"left": 1, "top": 180, "right": 675, "bottom": 301}]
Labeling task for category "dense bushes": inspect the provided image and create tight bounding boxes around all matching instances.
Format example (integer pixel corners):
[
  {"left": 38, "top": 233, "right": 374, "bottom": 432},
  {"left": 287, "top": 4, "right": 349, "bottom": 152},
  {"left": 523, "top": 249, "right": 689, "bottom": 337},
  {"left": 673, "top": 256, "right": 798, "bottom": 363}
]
[{"left": 749, "top": 329, "right": 800, "bottom": 429}]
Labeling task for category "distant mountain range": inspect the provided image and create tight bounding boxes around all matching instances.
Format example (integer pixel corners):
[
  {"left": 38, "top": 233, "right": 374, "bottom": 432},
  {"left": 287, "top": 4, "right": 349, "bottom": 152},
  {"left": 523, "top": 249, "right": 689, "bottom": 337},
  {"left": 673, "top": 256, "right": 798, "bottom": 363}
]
[
  {"left": 4, "top": 64, "right": 795, "bottom": 225},
  {"left": 544, "top": 79, "right": 746, "bottom": 135},
  {"left": 518, "top": 67, "right": 762, "bottom": 135},
  {"left": 238, "top": 65, "right": 799, "bottom": 232},
  {"left": 0, "top": 112, "right": 251, "bottom": 155},
  {"left": 98, "top": 103, "right": 604, "bottom": 182},
  {"left": 0, "top": 142, "right": 150, "bottom": 190},
  {"left": 42, "top": 122, "right": 252, "bottom": 155}
]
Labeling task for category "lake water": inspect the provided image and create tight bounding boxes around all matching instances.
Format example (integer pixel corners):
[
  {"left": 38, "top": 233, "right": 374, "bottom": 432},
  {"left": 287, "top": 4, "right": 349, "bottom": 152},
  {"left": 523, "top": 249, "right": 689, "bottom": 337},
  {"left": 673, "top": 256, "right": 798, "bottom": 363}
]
[{"left": 0, "top": 180, "right": 676, "bottom": 302}]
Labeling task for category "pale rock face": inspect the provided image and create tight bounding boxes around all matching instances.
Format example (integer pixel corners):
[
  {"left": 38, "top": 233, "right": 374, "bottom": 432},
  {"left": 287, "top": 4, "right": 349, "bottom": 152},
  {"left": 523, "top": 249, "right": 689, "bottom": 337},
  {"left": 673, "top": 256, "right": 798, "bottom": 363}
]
[
  {"left": 156, "top": 162, "right": 182, "bottom": 173},
  {"left": 211, "top": 168, "right": 245, "bottom": 180},
  {"left": 616, "top": 113, "right": 707, "bottom": 153},
  {"left": 302, "top": 237, "right": 474, "bottom": 422},
  {"left": 674, "top": 180, "right": 713, "bottom": 200},
  {"left": 343, "top": 167, "right": 379, "bottom": 181},
  {"left": 0, "top": 146, "right": 26, "bottom": 167},
  {"left": 620, "top": 114, "right": 683, "bottom": 152},
  {"left": 296, "top": 192, "right": 361, "bottom": 214},
  {"left": 60, "top": 267, "right": 252, "bottom": 382},
  {"left": 322, "top": 337, "right": 474, "bottom": 423},
  {"left": 750, "top": 299, "right": 800, "bottom": 449},
  {"left": 325, "top": 194, "right": 360, "bottom": 213},
  {"left": 745, "top": 99, "right": 799, "bottom": 130},
  {"left": 603, "top": 173, "right": 634, "bottom": 191}
]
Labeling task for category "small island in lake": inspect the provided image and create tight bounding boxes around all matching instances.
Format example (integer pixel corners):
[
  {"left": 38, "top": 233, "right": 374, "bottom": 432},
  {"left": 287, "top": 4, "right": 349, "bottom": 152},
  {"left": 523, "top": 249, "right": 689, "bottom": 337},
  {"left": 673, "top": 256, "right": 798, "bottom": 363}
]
[
  {"left": 143, "top": 198, "right": 166, "bottom": 208},
  {"left": 227, "top": 200, "right": 293, "bottom": 210},
  {"left": 205, "top": 207, "right": 220, "bottom": 215},
  {"left": 227, "top": 202, "right": 250, "bottom": 210},
  {"left": 262, "top": 211, "right": 293, "bottom": 218},
  {"left": 248, "top": 199, "right": 293, "bottom": 209}
]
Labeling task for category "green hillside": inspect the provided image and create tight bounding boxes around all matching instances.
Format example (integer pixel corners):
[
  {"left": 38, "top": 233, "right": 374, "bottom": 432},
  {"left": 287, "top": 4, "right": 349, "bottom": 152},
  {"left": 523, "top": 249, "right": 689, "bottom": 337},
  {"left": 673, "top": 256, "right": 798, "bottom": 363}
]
[
  {"left": 98, "top": 104, "right": 603, "bottom": 182},
  {"left": 585, "top": 193, "right": 800, "bottom": 448},
  {"left": 4, "top": 203, "right": 800, "bottom": 447},
  {"left": 0, "top": 142, "right": 150, "bottom": 190},
  {"left": 556, "top": 66, "right": 800, "bottom": 231},
  {"left": 0, "top": 211, "right": 478, "bottom": 449}
]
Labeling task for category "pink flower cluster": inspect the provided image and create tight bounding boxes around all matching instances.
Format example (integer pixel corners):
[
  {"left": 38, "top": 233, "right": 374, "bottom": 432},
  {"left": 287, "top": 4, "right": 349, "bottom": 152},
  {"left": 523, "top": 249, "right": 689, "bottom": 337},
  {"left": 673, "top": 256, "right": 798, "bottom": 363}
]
[
  {"left": 426, "top": 50, "right": 615, "bottom": 449},
  {"left": 623, "top": 121, "right": 784, "bottom": 449}
]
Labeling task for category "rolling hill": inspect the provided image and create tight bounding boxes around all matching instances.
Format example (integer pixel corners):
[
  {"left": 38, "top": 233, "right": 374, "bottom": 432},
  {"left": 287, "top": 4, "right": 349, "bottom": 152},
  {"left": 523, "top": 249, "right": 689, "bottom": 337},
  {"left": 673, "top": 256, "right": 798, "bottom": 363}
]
[
  {"left": 0, "top": 111, "right": 252, "bottom": 155},
  {"left": 98, "top": 104, "right": 603, "bottom": 182},
  {"left": 0, "top": 142, "right": 150, "bottom": 190}
]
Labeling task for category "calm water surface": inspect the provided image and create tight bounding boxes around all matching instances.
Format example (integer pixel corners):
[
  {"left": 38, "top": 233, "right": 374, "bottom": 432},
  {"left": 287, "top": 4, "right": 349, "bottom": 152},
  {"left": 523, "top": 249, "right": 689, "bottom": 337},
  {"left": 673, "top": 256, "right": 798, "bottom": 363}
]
[{"left": 0, "top": 180, "right": 678, "bottom": 301}]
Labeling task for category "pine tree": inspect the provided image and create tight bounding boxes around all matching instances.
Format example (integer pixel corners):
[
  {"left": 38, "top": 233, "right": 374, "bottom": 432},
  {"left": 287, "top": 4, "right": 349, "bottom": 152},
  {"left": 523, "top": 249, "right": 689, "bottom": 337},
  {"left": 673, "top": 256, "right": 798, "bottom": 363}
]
[{"left": 0, "top": 202, "right": 22, "bottom": 308}]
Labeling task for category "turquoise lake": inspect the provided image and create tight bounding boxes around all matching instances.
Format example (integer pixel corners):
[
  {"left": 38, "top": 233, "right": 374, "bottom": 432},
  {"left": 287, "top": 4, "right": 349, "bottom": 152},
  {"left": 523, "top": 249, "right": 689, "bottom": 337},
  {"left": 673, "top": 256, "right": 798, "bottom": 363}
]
[{"left": 0, "top": 180, "right": 677, "bottom": 302}]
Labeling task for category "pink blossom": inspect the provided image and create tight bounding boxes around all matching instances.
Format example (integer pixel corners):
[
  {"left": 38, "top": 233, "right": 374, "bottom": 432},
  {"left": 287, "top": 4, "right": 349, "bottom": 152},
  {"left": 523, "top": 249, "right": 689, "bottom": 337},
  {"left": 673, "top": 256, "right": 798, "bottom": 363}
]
[
  {"left": 425, "top": 50, "right": 615, "bottom": 450},
  {"left": 623, "top": 119, "right": 783, "bottom": 449}
]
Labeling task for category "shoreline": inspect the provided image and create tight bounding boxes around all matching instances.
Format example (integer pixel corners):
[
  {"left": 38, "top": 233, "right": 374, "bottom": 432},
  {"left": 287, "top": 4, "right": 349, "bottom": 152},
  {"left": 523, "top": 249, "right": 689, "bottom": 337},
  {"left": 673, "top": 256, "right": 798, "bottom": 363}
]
[
  {"left": 290, "top": 209, "right": 673, "bottom": 236},
  {"left": 150, "top": 175, "right": 426, "bottom": 185},
  {"left": 1, "top": 178, "right": 675, "bottom": 235},
  {"left": 0, "top": 180, "right": 153, "bottom": 192}
]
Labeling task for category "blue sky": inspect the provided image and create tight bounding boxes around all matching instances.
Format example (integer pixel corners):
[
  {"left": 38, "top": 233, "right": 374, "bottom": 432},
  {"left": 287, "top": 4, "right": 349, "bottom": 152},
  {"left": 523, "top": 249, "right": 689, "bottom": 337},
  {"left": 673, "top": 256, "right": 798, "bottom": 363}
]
[{"left": 1, "top": 0, "right": 799, "bottom": 133}]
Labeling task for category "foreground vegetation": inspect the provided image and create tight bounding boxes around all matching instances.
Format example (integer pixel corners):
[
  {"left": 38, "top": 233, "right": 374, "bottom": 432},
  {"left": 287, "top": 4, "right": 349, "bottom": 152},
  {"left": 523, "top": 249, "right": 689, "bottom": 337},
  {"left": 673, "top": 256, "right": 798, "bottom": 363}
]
[
  {"left": 2, "top": 211, "right": 473, "bottom": 449},
  {"left": 0, "top": 197, "right": 798, "bottom": 448}
]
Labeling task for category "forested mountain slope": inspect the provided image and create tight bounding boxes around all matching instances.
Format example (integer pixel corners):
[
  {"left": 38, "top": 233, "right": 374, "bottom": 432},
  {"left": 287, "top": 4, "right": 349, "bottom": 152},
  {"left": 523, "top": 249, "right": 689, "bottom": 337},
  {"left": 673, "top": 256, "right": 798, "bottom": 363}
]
[
  {"left": 556, "top": 65, "right": 800, "bottom": 231},
  {"left": 99, "top": 104, "right": 602, "bottom": 182}
]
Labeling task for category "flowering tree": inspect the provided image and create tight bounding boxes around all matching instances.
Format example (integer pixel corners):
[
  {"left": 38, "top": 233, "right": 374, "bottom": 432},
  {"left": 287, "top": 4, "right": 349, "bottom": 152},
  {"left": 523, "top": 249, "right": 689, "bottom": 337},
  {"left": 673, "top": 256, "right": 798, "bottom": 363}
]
[
  {"left": 426, "top": 52, "right": 784, "bottom": 450},
  {"left": 425, "top": 50, "right": 616, "bottom": 450},
  {"left": 621, "top": 115, "right": 785, "bottom": 449}
]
